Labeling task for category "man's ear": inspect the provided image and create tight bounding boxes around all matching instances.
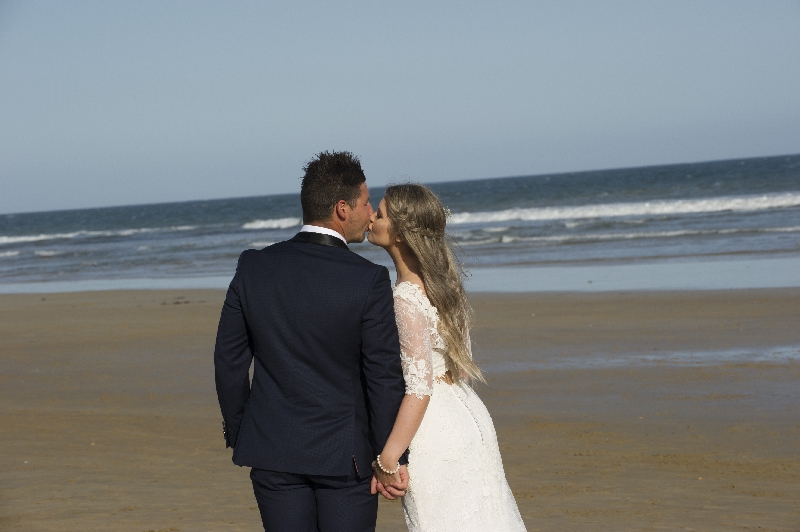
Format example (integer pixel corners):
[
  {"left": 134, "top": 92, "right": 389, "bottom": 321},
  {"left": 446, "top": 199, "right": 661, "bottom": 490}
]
[{"left": 335, "top": 200, "right": 348, "bottom": 221}]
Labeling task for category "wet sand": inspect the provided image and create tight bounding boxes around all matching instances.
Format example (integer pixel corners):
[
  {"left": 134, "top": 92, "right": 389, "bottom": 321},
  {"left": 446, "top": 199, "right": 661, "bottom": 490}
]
[{"left": 1, "top": 289, "right": 798, "bottom": 531}]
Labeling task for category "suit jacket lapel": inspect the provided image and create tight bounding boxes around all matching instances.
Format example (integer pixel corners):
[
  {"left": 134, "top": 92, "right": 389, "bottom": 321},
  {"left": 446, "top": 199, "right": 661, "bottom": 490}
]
[{"left": 291, "top": 231, "right": 349, "bottom": 249}]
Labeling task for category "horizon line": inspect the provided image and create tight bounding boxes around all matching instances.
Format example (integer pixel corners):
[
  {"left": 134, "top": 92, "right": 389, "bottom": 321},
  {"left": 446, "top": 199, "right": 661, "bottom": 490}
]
[{"left": 4, "top": 151, "right": 798, "bottom": 217}]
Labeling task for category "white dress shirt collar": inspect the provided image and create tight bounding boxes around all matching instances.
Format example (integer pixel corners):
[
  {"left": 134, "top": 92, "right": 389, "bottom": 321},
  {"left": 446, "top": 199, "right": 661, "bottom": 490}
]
[{"left": 300, "top": 224, "right": 347, "bottom": 245}]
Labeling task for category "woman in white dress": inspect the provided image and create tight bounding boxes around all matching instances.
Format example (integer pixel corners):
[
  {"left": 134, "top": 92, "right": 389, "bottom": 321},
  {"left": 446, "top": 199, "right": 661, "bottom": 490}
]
[{"left": 367, "top": 184, "right": 526, "bottom": 532}]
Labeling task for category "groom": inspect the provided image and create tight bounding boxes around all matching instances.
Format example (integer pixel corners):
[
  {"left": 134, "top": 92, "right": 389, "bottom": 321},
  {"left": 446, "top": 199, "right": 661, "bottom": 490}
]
[{"left": 214, "top": 151, "right": 408, "bottom": 531}]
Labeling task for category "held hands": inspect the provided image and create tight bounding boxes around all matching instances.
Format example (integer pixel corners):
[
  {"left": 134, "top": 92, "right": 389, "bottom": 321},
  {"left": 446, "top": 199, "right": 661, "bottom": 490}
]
[{"left": 370, "top": 462, "right": 408, "bottom": 500}]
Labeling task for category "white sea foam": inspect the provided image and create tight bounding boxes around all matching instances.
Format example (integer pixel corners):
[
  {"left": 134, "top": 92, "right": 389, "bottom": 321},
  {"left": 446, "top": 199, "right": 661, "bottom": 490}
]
[
  {"left": 0, "top": 226, "right": 192, "bottom": 246},
  {"left": 764, "top": 225, "right": 800, "bottom": 233},
  {"left": 35, "top": 250, "right": 60, "bottom": 257},
  {"left": 0, "top": 251, "right": 20, "bottom": 258},
  {"left": 249, "top": 241, "right": 276, "bottom": 248},
  {"left": 117, "top": 229, "right": 151, "bottom": 237},
  {"left": 478, "top": 226, "right": 800, "bottom": 245},
  {"left": 242, "top": 217, "right": 301, "bottom": 230},
  {"left": 0, "top": 232, "right": 84, "bottom": 245},
  {"left": 448, "top": 192, "right": 800, "bottom": 225},
  {"left": 451, "top": 226, "right": 800, "bottom": 246},
  {"left": 483, "top": 226, "right": 510, "bottom": 233}
]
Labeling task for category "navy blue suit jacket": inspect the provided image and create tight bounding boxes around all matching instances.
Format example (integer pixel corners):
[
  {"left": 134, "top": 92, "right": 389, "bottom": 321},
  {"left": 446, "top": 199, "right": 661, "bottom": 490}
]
[{"left": 213, "top": 232, "right": 406, "bottom": 478}]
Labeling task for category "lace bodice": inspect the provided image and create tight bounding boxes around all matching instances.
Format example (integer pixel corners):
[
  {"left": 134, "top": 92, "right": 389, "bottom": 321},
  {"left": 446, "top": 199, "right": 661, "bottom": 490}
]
[{"left": 393, "top": 282, "right": 448, "bottom": 399}]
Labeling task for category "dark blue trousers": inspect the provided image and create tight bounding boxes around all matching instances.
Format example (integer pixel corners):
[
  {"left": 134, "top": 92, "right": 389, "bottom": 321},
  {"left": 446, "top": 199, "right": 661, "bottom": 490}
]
[{"left": 250, "top": 468, "right": 378, "bottom": 532}]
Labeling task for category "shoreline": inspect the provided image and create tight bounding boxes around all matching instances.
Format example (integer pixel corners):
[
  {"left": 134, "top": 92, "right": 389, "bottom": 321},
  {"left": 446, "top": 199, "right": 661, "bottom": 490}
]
[
  {"left": 1, "top": 288, "right": 798, "bottom": 530},
  {"left": 1, "top": 253, "right": 799, "bottom": 294}
]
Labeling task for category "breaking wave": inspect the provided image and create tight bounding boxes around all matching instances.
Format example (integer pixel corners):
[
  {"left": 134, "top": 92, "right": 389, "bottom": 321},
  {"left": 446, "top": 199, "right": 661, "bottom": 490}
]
[
  {"left": 448, "top": 192, "right": 800, "bottom": 225},
  {"left": 242, "top": 217, "right": 301, "bottom": 230},
  {"left": 454, "top": 225, "right": 800, "bottom": 245},
  {"left": 0, "top": 226, "right": 197, "bottom": 246}
]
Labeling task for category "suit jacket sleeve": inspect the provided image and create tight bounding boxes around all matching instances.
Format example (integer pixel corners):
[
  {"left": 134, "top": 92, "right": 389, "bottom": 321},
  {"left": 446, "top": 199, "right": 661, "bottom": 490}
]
[
  {"left": 213, "top": 252, "right": 254, "bottom": 449},
  {"left": 360, "top": 266, "right": 408, "bottom": 463}
]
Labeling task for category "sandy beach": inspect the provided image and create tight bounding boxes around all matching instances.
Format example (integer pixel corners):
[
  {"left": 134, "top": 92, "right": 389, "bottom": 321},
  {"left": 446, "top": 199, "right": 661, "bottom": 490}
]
[{"left": 1, "top": 288, "right": 798, "bottom": 531}]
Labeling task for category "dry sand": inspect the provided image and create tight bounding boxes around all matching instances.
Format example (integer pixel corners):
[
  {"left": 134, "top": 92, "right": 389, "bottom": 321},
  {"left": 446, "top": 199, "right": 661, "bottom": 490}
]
[{"left": 1, "top": 288, "right": 798, "bottom": 531}]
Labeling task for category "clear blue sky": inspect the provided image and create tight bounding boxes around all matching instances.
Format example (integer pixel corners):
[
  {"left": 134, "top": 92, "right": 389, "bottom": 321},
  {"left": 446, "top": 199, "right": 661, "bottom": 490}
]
[{"left": 1, "top": 0, "right": 799, "bottom": 214}]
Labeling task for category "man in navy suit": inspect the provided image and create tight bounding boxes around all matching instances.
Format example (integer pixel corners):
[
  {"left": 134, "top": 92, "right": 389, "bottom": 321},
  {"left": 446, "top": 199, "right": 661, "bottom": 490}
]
[{"left": 214, "top": 151, "right": 408, "bottom": 531}]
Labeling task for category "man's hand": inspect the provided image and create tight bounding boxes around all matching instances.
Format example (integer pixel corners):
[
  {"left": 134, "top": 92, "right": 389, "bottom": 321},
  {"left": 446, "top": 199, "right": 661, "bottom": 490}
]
[{"left": 370, "top": 463, "right": 409, "bottom": 500}]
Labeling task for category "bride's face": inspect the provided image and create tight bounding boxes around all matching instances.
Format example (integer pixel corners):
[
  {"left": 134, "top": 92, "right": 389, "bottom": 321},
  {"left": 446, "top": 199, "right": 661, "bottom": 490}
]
[{"left": 367, "top": 198, "right": 396, "bottom": 248}]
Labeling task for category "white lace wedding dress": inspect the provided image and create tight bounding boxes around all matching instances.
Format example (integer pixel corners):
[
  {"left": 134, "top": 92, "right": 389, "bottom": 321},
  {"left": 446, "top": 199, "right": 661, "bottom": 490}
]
[{"left": 393, "top": 282, "right": 527, "bottom": 532}]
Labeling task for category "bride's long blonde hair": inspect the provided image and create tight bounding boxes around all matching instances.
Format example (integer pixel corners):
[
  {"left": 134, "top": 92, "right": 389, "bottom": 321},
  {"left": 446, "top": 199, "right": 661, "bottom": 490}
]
[{"left": 384, "top": 184, "right": 483, "bottom": 384}]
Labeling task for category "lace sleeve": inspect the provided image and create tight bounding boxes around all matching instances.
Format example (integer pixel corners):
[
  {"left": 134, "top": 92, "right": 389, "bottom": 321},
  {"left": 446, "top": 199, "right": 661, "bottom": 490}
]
[{"left": 394, "top": 296, "right": 434, "bottom": 399}]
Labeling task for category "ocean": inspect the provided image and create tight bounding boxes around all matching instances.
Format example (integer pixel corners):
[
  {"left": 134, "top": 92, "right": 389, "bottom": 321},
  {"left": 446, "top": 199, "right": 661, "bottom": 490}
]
[{"left": 1, "top": 153, "right": 799, "bottom": 292}]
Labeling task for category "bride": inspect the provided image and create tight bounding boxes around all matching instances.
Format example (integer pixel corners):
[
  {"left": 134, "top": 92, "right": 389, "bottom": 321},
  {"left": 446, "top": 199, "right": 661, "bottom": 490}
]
[{"left": 367, "top": 184, "right": 526, "bottom": 531}]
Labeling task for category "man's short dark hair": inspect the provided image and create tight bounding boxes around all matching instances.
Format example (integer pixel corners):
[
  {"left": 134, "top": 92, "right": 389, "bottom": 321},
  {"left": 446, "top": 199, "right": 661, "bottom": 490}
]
[{"left": 301, "top": 151, "right": 366, "bottom": 223}]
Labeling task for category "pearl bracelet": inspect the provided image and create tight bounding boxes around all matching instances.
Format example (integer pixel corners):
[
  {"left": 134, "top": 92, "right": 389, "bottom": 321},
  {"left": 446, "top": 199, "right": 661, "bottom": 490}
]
[{"left": 375, "top": 454, "right": 399, "bottom": 475}]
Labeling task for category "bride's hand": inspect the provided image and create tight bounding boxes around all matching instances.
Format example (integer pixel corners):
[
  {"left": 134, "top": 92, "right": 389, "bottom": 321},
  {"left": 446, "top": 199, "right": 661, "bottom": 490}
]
[
  {"left": 394, "top": 465, "right": 409, "bottom": 491},
  {"left": 371, "top": 462, "right": 408, "bottom": 500}
]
